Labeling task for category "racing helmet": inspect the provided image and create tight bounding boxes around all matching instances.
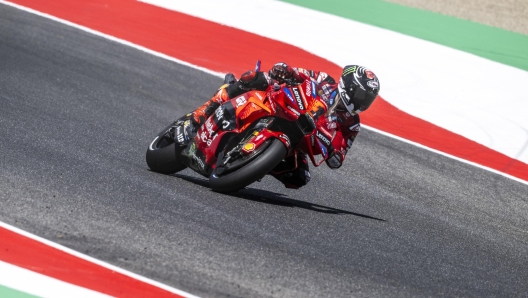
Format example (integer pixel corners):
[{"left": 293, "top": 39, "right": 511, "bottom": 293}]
[{"left": 337, "top": 65, "right": 380, "bottom": 114}]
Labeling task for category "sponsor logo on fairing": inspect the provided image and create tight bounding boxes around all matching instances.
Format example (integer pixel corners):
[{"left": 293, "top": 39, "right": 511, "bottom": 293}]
[
  {"left": 305, "top": 82, "right": 311, "bottom": 97},
  {"left": 235, "top": 96, "right": 247, "bottom": 107},
  {"left": 208, "top": 137, "right": 216, "bottom": 146},
  {"left": 316, "top": 139, "right": 328, "bottom": 156},
  {"left": 304, "top": 81, "right": 317, "bottom": 98},
  {"left": 267, "top": 95, "right": 276, "bottom": 113},
  {"left": 215, "top": 106, "right": 224, "bottom": 118},
  {"left": 286, "top": 105, "right": 301, "bottom": 116},
  {"left": 292, "top": 87, "right": 305, "bottom": 110},
  {"left": 200, "top": 128, "right": 217, "bottom": 146},
  {"left": 316, "top": 130, "right": 331, "bottom": 147},
  {"left": 175, "top": 126, "right": 185, "bottom": 143},
  {"left": 279, "top": 134, "right": 291, "bottom": 149},
  {"left": 192, "top": 153, "right": 205, "bottom": 169},
  {"left": 213, "top": 106, "right": 233, "bottom": 130},
  {"left": 205, "top": 118, "right": 215, "bottom": 136},
  {"left": 283, "top": 87, "right": 295, "bottom": 103}
]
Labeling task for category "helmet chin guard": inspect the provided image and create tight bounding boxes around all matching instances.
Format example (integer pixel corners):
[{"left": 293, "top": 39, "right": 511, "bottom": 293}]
[{"left": 338, "top": 78, "right": 356, "bottom": 114}]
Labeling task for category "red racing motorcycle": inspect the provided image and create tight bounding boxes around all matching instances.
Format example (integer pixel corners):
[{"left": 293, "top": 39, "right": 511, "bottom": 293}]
[{"left": 146, "top": 63, "right": 337, "bottom": 193}]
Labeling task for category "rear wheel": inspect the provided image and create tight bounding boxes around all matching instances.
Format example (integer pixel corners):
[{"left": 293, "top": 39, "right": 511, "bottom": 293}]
[
  {"left": 209, "top": 138, "right": 287, "bottom": 193},
  {"left": 146, "top": 124, "right": 187, "bottom": 174}
]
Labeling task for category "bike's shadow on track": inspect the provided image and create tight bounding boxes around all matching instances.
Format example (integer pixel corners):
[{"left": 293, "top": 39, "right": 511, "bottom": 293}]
[{"left": 172, "top": 173, "right": 385, "bottom": 221}]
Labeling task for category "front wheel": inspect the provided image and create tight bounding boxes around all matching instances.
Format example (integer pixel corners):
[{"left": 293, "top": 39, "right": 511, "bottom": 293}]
[
  {"left": 146, "top": 124, "right": 187, "bottom": 174},
  {"left": 209, "top": 138, "right": 287, "bottom": 193}
]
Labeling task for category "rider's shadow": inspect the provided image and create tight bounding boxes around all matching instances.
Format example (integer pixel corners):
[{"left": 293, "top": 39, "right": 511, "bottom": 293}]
[{"left": 172, "top": 173, "right": 385, "bottom": 221}]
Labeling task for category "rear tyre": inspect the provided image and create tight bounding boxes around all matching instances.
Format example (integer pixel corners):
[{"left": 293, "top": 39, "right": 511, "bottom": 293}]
[
  {"left": 209, "top": 138, "right": 287, "bottom": 193},
  {"left": 146, "top": 124, "right": 187, "bottom": 174}
]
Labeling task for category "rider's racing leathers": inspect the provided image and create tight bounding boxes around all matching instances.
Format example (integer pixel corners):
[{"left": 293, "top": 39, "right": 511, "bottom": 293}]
[{"left": 190, "top": 67, "right": 361, "bottom": 189}]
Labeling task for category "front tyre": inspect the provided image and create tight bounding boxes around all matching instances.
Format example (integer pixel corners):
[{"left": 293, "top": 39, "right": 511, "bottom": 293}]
[
  {"left": 146, "top": 124, "right": 187, "bottom": 174},
  {"left": 209, "top": 138, "right": 287, "bottom": 193}
]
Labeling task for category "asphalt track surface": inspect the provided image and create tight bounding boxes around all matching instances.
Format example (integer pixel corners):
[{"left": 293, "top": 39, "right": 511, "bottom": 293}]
[{"left": 1, "top": 5, "right": 528, "bottom": 298}]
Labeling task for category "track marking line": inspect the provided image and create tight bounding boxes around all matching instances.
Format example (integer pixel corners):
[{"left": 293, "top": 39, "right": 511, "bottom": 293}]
[{"left": 0, "top": 222, "right": 200, "bottom": 298}]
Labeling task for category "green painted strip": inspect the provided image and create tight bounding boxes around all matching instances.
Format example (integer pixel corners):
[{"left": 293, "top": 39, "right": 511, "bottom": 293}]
[
  {"left": 0, "top": 285, "right": 40, "bottom": 298},
  {"left": 280, "top": 0, "right": 528, "bottom": 72}
]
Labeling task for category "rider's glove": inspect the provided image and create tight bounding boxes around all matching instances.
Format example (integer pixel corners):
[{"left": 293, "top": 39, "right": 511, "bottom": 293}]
[
  {"left": 269, "top": 62, "right": 293, "bottom": 84},
  {"left": 223, "top": 73, "right": 237, "bottom": 85}
]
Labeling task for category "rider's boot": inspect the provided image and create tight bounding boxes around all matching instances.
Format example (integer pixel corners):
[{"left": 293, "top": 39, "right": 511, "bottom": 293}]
[
  {"left": 270, "top": 154, "right": 311, "bottom": 189},
  {"left": 190, "top": 73, "right": 238, "bottom": 127},
  {"left": 191, "top": 87, "right": 231, "bottom": 126}
]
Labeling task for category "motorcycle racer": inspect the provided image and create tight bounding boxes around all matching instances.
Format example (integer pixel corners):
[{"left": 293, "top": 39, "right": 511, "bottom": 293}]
[{"left": 189, "top": 62, "right": 380, "bottom": 189}]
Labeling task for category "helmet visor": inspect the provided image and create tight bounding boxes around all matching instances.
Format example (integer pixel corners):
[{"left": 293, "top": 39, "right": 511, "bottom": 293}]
[
  {"left": 338, "top": 85, "right": 376, "bottom": 114},
  {"left": 351, "top": 87, "right": 377, "bottom": 112}
]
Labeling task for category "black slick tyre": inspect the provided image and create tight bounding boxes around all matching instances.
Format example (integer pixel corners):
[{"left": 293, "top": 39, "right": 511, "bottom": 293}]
[
  {"left": 209, "top": 138, "right": 287, "bottom": 193},
  {"left": 146, "top": 124, "right": 187, "bottom": 174}
]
